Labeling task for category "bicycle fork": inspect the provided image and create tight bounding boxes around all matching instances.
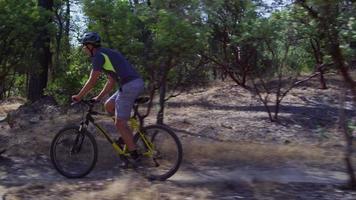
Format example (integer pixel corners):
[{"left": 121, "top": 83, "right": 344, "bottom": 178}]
[
  {"left": 71, "top": 130, "right": 85, "bottom": 154},
  {"left": 71, "top": 122, "right": 89, "bottom": 154}
]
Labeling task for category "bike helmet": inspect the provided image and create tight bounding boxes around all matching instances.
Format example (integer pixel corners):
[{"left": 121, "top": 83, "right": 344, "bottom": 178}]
[{"left": 80, "top": 32, "right": 101, "bottom": 46}]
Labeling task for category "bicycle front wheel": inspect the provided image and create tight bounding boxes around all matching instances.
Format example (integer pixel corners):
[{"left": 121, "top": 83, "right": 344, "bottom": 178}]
[
  {"left": 135, "top": 124, "right": 183, "bottom": 181},
  {"left": 50, "top": 125, "right": 98, "bottom": 178}
]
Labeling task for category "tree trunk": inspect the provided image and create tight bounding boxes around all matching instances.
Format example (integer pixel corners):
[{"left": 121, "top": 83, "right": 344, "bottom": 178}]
[
  {"left": 297, "top": 1, "right": 356, "bottom": 188},
  {"left": 339, "top": 87, "right": 356, "bottom": 189},
  {"left": 318, "top": 67, "right": 327, "bottom": 89},
  {"left": 65, "top": 0, "right": 70, "bottom": 38},
  {"left": 327, "top": 24, "right": 356, "bottom": 190},
  {"left": 330, "top": 44, "right": 356, "bottom": 102},
  {"left": 310, "top": 39, "right": 327, "bottom": 89},
  {"left": 63, "top": 0, "right": 71, "bottom": 70},
  {"left": 55, "top": 9, "right": 63, "bottom": 78},
  {"left": 0, "top": 81, "right": 4, "bottom": 100},
  {"left": 103, "top": 24, "right": 113, "bottom": 49},
  {"left": 157, "top": 78, "right": 166, "bottom": 125},
  {"left": 330, "top": 39, "right": 356, "bottom": 189},
  {"left": 241, "top": 71, "right": 247, "bottom": 87},
  {"left": 28, "top": 0, "right": 53, "bottom": 102}
]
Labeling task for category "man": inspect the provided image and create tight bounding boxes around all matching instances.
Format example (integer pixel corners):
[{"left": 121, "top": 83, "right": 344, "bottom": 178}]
[{"left": 72, "top": 32, "right": 144, "bottom": 161}]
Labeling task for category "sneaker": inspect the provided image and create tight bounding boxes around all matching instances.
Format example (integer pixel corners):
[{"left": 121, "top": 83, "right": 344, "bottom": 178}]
[
  {"left": 118, "top": 156, "right": 130, "bottom": 169},
  {"left": 114, "top": 137, "right": 125, "bottom": 148},
  {"left": 119, "top": 155, "right": 142, "bottom": 169},
  {"left": 129, "top": 150, "right": 143, "bottom": 168}
]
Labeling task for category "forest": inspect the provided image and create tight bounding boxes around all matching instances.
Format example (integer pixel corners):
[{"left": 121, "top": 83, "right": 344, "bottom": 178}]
[
  {"left": 0, "top": 0, "right": 356, "bottom": 199},
  {"left": 1, "top": 0, "right": 355, "bottom": 119}
]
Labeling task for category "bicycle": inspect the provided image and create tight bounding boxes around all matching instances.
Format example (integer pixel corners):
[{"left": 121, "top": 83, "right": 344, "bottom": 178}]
[{"left": 50, "top": 97, "right": 183, "bottom": 181}]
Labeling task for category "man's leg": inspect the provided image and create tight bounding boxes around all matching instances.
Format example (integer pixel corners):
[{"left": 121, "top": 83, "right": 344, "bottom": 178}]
[
  {"left": 114, "top": 79, "right": 144, "bottom": 156},
  {"left": 104, "top": 100, "right": 115, "bottom": 116},
  {"left": 104, "top": 91, "right": 119, "bottom": 116},
  {"left": 115, "top": 118, "right": 136, "bottom": 151},
  {"left": 105, "top": 90, "right": 136, "bottom": 151}
]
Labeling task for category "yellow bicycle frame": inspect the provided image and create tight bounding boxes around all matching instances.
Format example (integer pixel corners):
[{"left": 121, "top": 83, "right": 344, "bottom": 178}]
[{"left": 90, "top": 117, "right": 155, "bottom": 157}]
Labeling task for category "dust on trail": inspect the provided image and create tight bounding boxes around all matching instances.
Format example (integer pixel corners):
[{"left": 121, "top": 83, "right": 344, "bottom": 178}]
[{"left": 1, "top": 135, "right": 355, "bottom": 200}]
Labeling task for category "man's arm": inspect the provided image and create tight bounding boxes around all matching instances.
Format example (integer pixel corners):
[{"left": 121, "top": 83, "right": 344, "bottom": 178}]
[
  {"left": 95, "top": 75, "right": 116, "bottom": 100},
  {"left": 73, "top": 70, "right": 101, "bottom": 101}
]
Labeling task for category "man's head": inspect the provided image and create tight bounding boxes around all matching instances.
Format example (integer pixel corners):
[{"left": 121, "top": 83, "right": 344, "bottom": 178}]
[{"left": 80, "top": 32, "right": 101, "bottom": 56}]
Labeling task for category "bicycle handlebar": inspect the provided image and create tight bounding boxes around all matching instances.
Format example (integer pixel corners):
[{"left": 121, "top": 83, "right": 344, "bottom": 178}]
[
  {"left": 71, "top": 99, "right": 111, "bottom": 117},
  {"left": 71, "top": 99, "right": 98, "bottom": 107}
]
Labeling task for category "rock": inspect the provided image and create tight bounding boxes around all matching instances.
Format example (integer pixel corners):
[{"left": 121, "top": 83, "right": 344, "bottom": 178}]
[
  {"left": 332, "top": 144, "right": 344, "bottom": 148},
  {"left": 32, "top": 96, "right": 58, "bottom": 107},
  {"left": 0, "top": 148, "right": 6, "bottom": 155},
  {"left": 29, "top": 116, "right": 40, "bottom": 124},
  {"left": 0, "top": 115, "right": 7, "bottom": 122},
  {"left": 183, "top": 119, "right": 192, "bottom": 125},
  {"left": 221, "top": 122, "right": 233, "bottom": 129}
]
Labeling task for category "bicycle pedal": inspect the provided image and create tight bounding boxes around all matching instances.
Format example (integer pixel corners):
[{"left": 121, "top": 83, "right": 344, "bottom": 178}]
[
  {"left": 115, "top": 137, "right": 125, "bottom": 144},
  {"left": 118, "top": 155, "right": 130, "bottom": 168},
  {"left": 119, "top": 161, "right": 130, "bottom": 169},
  {"left": 114, "top": 137, "right": 125, "bottom": 148}
]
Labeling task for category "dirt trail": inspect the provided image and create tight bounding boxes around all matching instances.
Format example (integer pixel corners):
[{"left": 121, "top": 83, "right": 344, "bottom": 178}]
[{"left": 0, "top": 136, "right": 355, "bottom": 200}]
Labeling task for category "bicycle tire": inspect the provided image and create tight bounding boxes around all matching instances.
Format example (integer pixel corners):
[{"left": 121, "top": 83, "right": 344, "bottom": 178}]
[
  {"left": 134, "top": 124, "right": 183, "bottom": 181},
  {"left": 50, "top": 125, "right": 98, "bottom": 178}
]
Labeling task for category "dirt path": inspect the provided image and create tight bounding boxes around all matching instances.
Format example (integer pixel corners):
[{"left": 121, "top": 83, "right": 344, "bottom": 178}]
[{"left": 0, "top": 136, "right": 355, "bottom": 200}]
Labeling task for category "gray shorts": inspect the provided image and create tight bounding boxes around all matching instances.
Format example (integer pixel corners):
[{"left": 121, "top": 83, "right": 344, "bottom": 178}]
[{"left": 106, "top": 78, "right": 144, "bottom": 120}]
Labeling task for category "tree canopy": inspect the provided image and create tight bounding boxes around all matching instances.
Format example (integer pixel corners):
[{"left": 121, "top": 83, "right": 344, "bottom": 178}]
[{"left": 0, "top": 0, "right": 355, "bottom": 119}]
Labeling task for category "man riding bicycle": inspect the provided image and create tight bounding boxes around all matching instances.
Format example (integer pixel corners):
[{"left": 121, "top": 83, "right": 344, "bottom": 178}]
[{"left": 72, "top": 32, "right": 144, "bottom": 162}]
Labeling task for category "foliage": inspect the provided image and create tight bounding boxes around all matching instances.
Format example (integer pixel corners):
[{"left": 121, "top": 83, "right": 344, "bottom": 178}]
[
  {"left": 249, "top": 8, "right": 319, "bottom": 121},
  {"left": 202, "top": 0, "right": 261, "bottom": 86},
  {"left": 1, "top": 0, "right": 354, "bottom": 121},
  {"left": 45, "top": 46, "right": 108, "bottom": 104},
  {"left": 296, "top": 0, "right": 356, "bottom": 188},
  {"left": 0, "top": 0, "right": 40, "bottom": 98},
  {"left": 81, "top": 0, "right": 210, "bottom": 123}
]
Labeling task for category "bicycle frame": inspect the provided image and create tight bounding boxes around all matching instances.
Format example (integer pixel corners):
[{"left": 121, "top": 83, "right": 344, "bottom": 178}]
[{"left": 78, "top": 103, "right": 155, "bottom": 158}]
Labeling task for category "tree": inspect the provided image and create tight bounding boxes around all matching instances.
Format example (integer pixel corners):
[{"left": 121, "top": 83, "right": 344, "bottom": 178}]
[
  {"left": 28, "top": 0, "right": 54, "bottom": 102},
  {"left": 202, "top": 0, "right": 261, "bottom": 87},
  {"left": 290, "top": 5, "right": 329, "bottom": 89},
  {"left": 53, "top": 0, "right": 72, "bottom": 79},
  {"left": 144, "top": 7, "right": 208, "bottom": 124},
  {"left": 249, "top": 9, "right": 317, "bottom": 122},
  {"left": 0, "top": 0, "right": 39, "bottom": 99},
  {"left": 296, "top": 0, "right": 356, "bottom": 189},
  {"left": 83, "top": 0, "right": 209, "bottom": 124}
]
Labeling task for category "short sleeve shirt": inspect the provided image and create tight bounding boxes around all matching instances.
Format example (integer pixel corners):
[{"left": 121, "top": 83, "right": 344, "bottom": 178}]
[{"left": 91, "top": 47, "right": 140, "bottom": 85}]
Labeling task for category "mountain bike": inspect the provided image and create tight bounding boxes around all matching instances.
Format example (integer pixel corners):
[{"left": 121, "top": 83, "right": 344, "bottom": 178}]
[{"left": 50, "top": 97, "right": 183, "bottom": 181}]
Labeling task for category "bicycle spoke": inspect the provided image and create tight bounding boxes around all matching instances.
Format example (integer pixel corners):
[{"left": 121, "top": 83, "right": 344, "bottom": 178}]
[
  {"left": 50, "top": 126, "right": 97, "bottom": 178},
  {"left": 135, "top": 125, "right": 182, "bottom": 181}
]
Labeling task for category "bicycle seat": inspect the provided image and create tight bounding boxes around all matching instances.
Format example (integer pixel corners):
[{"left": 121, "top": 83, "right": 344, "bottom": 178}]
[{"left": 135, "top": 97, "right": 150, "bottom": 104}]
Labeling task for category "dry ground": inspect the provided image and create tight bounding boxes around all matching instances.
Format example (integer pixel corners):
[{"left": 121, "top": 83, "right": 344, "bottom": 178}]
[{"left": 0, "top": 73, "right": 356, "bottom": 199}]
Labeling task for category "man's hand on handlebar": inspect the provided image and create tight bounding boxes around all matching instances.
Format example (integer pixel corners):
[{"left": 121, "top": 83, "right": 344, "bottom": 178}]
[
  {"left": 91, "top": 96, "right": 101, "bottom": 103},
  {"left": 72, "top": 94, "right": 82, "bottom": 102}
]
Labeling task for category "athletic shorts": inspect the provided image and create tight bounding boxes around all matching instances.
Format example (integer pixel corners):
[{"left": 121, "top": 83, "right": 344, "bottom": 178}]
[{"left": 106, "top": 78, "right": 144, "bottom": 120}]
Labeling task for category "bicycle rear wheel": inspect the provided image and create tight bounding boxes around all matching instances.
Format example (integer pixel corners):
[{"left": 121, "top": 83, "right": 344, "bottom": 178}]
[
  {"left": 50, "top": 125, "right": 97, "bottom": 178},
  {"left": 134, "top": 124, "right": 183, "bottom": 181}
]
